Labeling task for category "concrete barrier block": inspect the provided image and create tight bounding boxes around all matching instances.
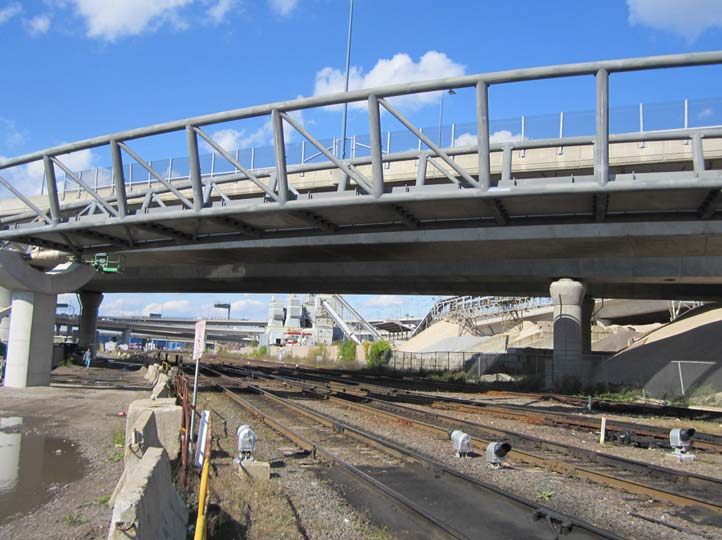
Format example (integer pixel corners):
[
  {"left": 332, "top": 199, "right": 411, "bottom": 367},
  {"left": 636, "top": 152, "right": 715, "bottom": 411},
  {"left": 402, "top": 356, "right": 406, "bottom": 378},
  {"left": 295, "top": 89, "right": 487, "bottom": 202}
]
[
  {"left": 108, "top": 447, "right": 188, "bottom": 540},
  {"left": 126, "top": 399, "right": 182, "bottom": 460},
  {"left": 237, "top": 460, "right": 271, "bottom": 482},
  {"left": 145, "top": 363, "right": 160, "bottom": 384},
  {"left": 151, "top": 373, "right": 170, "bottom": 399},
  {"left": 110, "top": 410, "right": 163, "bottom": 507}
]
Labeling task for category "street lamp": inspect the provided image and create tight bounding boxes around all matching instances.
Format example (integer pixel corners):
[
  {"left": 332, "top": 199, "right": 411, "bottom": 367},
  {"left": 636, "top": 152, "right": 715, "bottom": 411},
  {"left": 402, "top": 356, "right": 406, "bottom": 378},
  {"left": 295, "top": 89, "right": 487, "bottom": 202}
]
[
  {"left": 340, "top": 0, "right": 355, "bottom": 161},
  {"left": 214, "top": 302, "right": 231, "bottom": 320},
  {"left": 438, "top": 89, "right": 456, "bottom": 146}
]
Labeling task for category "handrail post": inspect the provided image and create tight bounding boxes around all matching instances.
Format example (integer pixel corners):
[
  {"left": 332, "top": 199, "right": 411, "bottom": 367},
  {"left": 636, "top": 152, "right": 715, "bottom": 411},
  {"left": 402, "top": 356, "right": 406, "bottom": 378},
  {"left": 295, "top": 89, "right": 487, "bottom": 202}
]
[
  {"left": 368, "top": 95, "right": 384, "bottom": 198},
  {"left": 476, "top": 80, "right": 491, "bottom": 190},
  {"left": 43, "top": 155, "right": 61, "bottom": 224},
  {"left": 271, "top": 109, "right": 289, "bottom": 204},
  {"left": 110, "top": 139, "right": 127, "bottom": 217},
  {"left": 186, "top": 125, "right": 204, "bottom": 212},
  {"left": 595, "top": 68, "right": 609, "bottom": 185}
]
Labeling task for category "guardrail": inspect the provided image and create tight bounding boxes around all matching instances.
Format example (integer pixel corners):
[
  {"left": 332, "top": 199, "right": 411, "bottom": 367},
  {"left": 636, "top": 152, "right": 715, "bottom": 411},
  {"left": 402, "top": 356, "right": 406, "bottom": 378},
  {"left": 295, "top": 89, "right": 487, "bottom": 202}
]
[{"left": 1, "top": 51, "right": 721, "bottom": 251}]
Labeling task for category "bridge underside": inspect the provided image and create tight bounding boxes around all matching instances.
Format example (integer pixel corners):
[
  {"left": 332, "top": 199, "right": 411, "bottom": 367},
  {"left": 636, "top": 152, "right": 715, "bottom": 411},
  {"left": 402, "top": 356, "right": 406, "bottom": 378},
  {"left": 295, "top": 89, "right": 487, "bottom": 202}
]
[{"left": 84, "top": 219, "right": 722, "bottom": 300}]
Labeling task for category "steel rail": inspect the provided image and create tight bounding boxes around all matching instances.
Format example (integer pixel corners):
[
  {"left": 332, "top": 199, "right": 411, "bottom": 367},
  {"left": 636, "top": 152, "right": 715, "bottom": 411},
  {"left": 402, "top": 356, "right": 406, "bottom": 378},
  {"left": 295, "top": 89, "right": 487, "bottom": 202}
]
[
  {"left": 202, "top": 366, "right": 623, "bottom": 540},
  {"left": 2, "top": 51, "right": 721, "bottom": 169},
  {"left": 217, "top": 363, "right": 722, "bottom": 514},
  {"left": 221, "top": 360, "right": 722, "bottom": 453}
]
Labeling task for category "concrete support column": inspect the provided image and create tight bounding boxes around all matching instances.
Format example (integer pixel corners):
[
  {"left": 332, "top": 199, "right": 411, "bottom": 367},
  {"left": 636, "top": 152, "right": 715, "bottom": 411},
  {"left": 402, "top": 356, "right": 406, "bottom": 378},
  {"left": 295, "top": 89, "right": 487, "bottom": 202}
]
[
  {"left": 78, "top": 292, "right": 103, "bottom": 354},
  {"left": 4, "top": 292, "right": 57, "bottom": 387},
  {"left": 550, "top": 279, "right": 591, "bottom": 389},
  {"left": 0, "top": 286, "right": 11, "bottom": 345},
  {"left": 120, "top": 328, "right": 131, "bottom": 346}
]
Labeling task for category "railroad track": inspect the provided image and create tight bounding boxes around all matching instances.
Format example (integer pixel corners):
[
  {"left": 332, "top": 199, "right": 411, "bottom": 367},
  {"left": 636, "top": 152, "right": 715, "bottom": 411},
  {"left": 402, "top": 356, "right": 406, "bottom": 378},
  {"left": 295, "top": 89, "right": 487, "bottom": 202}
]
[
  {"left": 198, "top": 365, "right": 623, "bottom": 540},
  {"left": 221, "top": 360, "right": 722, "bottom": 453},
  {"left": 222, "top": 356, "right": 722, "bottom": 421},
  {"left": 214, "top": 363, "right": 722, "bottom": 519}
]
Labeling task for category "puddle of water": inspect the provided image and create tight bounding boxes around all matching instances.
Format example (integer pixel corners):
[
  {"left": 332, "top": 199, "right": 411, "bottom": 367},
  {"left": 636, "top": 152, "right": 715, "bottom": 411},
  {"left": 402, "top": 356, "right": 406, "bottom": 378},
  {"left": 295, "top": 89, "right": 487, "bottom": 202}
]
[{"left": 0, "top": 417, "right": 84, "bottom": 524}]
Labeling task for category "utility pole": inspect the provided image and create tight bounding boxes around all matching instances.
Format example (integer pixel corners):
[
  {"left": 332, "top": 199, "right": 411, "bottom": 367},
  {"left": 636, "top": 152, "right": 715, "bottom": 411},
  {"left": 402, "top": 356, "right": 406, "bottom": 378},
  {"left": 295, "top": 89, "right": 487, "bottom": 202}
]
[{"left": 340, "top": 0, "right": 354, "bottom": 161}]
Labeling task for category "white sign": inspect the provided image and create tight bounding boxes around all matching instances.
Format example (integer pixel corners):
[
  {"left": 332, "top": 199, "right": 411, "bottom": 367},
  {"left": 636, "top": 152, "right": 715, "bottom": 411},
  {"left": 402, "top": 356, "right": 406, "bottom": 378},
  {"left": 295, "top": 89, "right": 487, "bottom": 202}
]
[
  {"left": 193, "top": 320, "right": 207, "bottom": 360},
  {"left": 194, "top": 410, "right": 210, "bottom": 467}
]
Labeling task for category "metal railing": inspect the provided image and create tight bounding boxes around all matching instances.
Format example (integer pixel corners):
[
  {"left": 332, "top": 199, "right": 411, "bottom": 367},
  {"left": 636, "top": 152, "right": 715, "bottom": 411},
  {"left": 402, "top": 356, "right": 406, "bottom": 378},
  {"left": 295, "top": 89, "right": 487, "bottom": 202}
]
[
  {"left": 37, "top": 95, "right": 722, "bottom": 199},
  {"left": 1, "top": 51, "right": 722, "bottom": 250}
]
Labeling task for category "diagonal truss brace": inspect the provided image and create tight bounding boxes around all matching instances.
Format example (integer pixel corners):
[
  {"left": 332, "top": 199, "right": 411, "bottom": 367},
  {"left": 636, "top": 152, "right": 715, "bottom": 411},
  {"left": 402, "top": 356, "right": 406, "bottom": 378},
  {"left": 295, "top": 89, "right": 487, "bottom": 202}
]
[
  {"left": 0, "top": 174, "right": 52, "bottom": 224},
  {"left": 51, "top": 157, "right": 120, "bottom": 217},
  {"left": 378, "top": 98, "right": 480, "bottom": 189},
  {"left": 279, "top": 112, "right": 374, "bottom": 194},
  {"left": 194, "top": 127, "right": 279, "bottom": 202},
  {"left": 118, "top": 142, "right": 194, "bottom": 209}
]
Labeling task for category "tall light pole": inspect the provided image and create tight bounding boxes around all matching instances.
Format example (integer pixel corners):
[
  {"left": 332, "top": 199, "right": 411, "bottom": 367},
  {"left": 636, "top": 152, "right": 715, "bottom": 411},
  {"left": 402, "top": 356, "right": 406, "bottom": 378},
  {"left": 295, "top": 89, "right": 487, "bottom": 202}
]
[
  {"left": 214, "top": 302, "right": 231, "bottom": 320},
  {"left": 340, "top": 0, "right": 354, "bottom": 161},
  {"left": 438, "top": 89, "right": 456, "bottom": 146}
]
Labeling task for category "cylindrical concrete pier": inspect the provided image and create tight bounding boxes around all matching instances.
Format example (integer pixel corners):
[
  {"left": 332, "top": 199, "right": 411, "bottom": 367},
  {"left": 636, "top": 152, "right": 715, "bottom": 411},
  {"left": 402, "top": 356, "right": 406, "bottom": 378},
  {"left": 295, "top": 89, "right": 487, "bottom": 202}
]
[
  {"left": 4, "top": 291, "right": 57, "bottom": 387},
  {"left": 550, "top": 279, "right": 592, "bottom": 389},
  {"left": 78, "top": 291, "right": 103, "bottom": 355}
]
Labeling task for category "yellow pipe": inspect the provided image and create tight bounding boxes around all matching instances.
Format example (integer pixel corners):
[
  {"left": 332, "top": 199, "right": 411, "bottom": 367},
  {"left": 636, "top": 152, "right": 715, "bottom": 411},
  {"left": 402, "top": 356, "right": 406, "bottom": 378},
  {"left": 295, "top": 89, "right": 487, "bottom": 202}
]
[{"left": 194, "top": 433, "right": 211, "bottom": 539}]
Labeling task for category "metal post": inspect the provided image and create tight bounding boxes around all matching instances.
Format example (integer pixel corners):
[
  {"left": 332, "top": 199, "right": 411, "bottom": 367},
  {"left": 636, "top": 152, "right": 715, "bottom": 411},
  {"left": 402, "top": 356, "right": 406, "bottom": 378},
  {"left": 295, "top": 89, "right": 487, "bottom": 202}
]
[
  {"left": 385, "top": 131, "right": 391, "bottom": 170},
  {"left": 250, "top": 147, "right": 255, "bottom": 170},
  {"left": 271, "top": 109, "right": 289, "bottom": 204},
  {"left": 476, "top": 80, "right": 491, "bottom": 190},
  {"left": 557, "top": 111, "right": 564, "bottom": 155},
  {"left": 416, "top": 153, "right": 428, "bottom": 186},
  {"left": 300, "top": 140, "right": 306, "bottom": 177},
  {"left": 43, "top": 155, "right": 61, "bottom": 224},
  {"left": 692, "top": 133, "right": 705, "bottom": 173},
  {"left": 110, "top": 139, "right": 127, "bottom": 217},
  {"left": 501, "top": 145, "right": 512, "bottom": 182},
  {"left": 595, "top": 68, "right": 609, "bottom": 185},
  {"left": 368, "top": 95, "right": 384, "bottom": 198},
  {"left": 187, "top": 125, "right": 204, "bottom": 212},
  {"left": 210, "top": 152, "right": 216, "bottom": 177}
]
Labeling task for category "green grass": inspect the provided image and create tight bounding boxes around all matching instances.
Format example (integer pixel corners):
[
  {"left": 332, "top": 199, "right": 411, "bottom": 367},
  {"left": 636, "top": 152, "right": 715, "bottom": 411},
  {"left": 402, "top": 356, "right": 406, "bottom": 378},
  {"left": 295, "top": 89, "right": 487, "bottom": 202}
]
[
  {"left": 112, "top": 431, "right": 124, "bottom": 448},
  {"left": 97, "top": 494, "right": 111, "bottom": 506},
  {"left": 536, "top": 489, "right": 555, "bottom": 502},
  {"left": 63, "top": 512, "right": 87, "bottom": 526},
  {"left": 592, "top": 388, "right": 643, "bottom": 402},
  {"left": 111, "top": 450, "right": 124, "bottom": 462}
]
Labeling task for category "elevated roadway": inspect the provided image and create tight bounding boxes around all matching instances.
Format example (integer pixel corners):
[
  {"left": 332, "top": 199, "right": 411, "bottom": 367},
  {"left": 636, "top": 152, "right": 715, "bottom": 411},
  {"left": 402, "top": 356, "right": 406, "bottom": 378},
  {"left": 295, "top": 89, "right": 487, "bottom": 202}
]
[{"left": 3, "top": 52, "right": 722, "bottom": 388}]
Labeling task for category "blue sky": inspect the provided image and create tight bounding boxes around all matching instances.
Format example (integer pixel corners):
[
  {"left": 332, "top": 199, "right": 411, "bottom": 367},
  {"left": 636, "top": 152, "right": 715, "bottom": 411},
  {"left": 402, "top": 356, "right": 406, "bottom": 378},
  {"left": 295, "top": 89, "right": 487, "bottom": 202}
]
[{"left": 1, "top": 0, "right": 722, "bottom": 321}]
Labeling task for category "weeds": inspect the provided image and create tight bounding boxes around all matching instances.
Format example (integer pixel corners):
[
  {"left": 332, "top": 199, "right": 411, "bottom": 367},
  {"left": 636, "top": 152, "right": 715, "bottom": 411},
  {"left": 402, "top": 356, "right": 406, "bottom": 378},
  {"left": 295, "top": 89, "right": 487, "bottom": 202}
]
[
  {"left": 536, "top": 490, "right": 555, "bottom": 501},
  {"left": 97, "top": 494, "right": 111, "bottom": 506},
  {"left": 63, "top": 512, "right": 87, "bottom": 526},
  {"left": 112, "top": 431, "right": 124, "bottom": 448},
  {"left": 111, "top": 450, "right": 124, "bottom": 462}
]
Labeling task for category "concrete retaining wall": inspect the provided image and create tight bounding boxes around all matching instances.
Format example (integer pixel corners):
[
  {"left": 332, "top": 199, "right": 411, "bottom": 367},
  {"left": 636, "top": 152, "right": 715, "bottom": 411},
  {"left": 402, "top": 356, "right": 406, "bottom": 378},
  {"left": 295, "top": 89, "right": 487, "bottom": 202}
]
[{"left": 107, "top": 447, "right": 188, "bottom": 540}]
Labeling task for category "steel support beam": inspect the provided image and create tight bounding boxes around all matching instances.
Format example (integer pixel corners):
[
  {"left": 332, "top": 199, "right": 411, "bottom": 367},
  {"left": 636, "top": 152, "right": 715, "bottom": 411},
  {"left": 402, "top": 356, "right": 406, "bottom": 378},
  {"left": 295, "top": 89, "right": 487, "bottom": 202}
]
[
  {"left": 110, "top": 139, "right": 128, "bottom": 217},
  {"left": 52, "top": 157, "right": 120, "bottom": 217},
  {"left": 368, "top": 95, "right": 384, "bottom": 198},
  {"left": 187, "top": 125, "right": 204, "bottom": 212},
  {"left": 595, "top": 68, "right": 610, "bottom": 185},
  {"left": 476, "top": 80, "right": 491, "bottom": 190},
  {"left": 271, "top": 110, "right": 289, "bottom": 204},
  {"left": 43, "top": 155, "right": 62, "bottom": 225},
  {"left": 0, "top": 175, "right": 51, "bottom": 224}
]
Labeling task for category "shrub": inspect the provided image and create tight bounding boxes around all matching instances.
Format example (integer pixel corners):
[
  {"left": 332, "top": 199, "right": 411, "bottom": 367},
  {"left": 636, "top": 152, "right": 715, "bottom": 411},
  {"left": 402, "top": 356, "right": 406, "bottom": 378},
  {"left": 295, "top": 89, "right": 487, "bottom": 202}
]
[
  {"left": 339, "top": 340, "right": 357, "bottom": 363},
  {"left": 367, "top": 340, "right": 391, "bottom": 368}
]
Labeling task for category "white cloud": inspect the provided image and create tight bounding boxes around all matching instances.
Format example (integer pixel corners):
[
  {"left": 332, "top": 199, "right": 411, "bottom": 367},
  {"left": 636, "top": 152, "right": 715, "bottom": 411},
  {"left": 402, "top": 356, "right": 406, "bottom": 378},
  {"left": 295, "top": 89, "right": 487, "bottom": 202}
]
[
  {"left": 0, "top": 2, "right": 21, "bottom": 25},
  {"left": 231, "top": 298, "right": 265, "bottom": 317},
  {"left": 1, "top": 148, "right": 96, "bottom": 195},
  {"left": 268, "top": 0, "right": 297, "bottom": 16},
  {"left": 203, "top": 108, "right": 304, "bottom": 154},
  {"left": 454, "top": 130, "right": 522, "bottom": 147},
  {"left": 698, "top": 107, "right": 714, "bottom": 119},
  {"left": 71, "top": 0, "right": 193, "bottom": 41},
  {"left": 627, "top": 0, "right": 722, "bottom": 41},
  {"left": 26, "top": 14, "right": 51, "bottom": 35},
  {"left": 0, "top": 118, "right": 27, "bottom": 148},
  {"left": 206, "top": 0, "right": 239, "bottom": 23},
  {"left": 366, "top": 295, "right": 404, "bottom": 307},
  {"left": 314, "top": 51, "right": 465, "bottom": 111},
  {"left": 142, "top": 299, "right": 193, "bottom": 316}
]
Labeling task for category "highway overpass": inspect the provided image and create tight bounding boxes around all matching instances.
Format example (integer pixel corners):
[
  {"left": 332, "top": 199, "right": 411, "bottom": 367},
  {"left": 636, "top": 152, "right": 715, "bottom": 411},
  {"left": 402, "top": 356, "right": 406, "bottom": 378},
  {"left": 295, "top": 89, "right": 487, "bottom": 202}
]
[{"left": 2, "top": 51, "right": 722, "bottom": 388}]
